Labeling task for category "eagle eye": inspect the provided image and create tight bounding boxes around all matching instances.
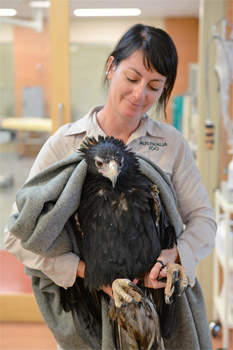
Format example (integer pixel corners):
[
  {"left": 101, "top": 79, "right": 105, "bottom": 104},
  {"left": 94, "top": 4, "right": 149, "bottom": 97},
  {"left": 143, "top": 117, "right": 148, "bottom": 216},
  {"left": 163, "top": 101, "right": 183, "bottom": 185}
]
[
  {"left": 118, "top": 158, "right": 124, "bottom": 169},
  {"left": 95, "top": 160, "right": 104, "bottom": 168}
]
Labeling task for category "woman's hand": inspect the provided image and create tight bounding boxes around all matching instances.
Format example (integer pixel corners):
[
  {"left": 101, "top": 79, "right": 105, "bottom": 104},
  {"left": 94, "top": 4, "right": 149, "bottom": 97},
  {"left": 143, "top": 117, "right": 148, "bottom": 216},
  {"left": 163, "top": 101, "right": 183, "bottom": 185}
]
[
  {"left": 102, "top": 285, "right": 114, "bottom": 298},
  {"left": 144, "top": 247, "right": 179, "bottom": 289},
  {"left": 77, "top": 261, "right": 114, "bottom": 298},
  {"left": 76, "top": 260, "right": 85, "bottom": 278}
]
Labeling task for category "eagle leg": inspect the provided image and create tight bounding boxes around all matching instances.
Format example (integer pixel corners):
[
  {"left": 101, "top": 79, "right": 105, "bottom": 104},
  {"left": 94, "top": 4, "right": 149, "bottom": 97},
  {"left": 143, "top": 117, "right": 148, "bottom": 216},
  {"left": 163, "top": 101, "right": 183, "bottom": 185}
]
[
  {"left": 110, "top": 279, "right": 164, "bottom": 350},
  {"left": 164, "top": 263, "right": 188, "bottom": 304},
  {"left": 112, "top": 278, "right": 142, "bottom": 308}
]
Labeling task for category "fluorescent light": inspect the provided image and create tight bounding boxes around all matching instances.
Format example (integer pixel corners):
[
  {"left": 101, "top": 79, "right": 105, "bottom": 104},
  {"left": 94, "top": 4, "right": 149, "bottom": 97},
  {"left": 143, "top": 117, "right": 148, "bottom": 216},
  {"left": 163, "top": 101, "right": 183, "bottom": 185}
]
[
  {"left": 74, "top": 8, "right": 141, "bottom": 17},
  {"left": 0, "top": 8, "right": 17, "bottom": 16},
  {"left": 29, "top": 1, "right": 50, "bottom": 8}
]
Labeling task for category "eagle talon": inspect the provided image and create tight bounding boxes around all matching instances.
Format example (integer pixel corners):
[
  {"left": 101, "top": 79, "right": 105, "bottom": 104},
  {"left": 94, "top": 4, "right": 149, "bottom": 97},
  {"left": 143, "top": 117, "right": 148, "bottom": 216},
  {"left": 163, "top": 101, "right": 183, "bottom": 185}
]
[
  {"left": 119, "top": 302, "right": 130, "bottom": 308},
  {"left": 171, "top": 269, "right": 178, "bottom": 287},
  {"left": 176, "top": 281, "right": 187, "bottom": 297},
  {"left": 119, "top": 298, "right": 139, "bottom": 308},
  {"left": 164, "top": 264, "right": 188, "bottom": 304},
  {"left": 175, "top": 278, "right": 185, "bottom": 297},
  {"left": 165, "top": 294, "right": 174, "bottom": 305},
  {"left": 157, "top": 276, "right": 167, "bottom": 283},
  {"left": 112, "top": 278, "right": 142, "bottom": 308},
  {"left": 128, "top": 281, "right": 144, "bottom": 295}
]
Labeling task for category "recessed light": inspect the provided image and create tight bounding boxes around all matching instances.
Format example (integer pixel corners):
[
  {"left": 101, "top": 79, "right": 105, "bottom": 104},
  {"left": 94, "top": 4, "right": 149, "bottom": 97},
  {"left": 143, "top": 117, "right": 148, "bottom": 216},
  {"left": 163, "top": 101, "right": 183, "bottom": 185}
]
[
  {"left": 29, "top": 1, "right": 50, "bottom": 8},
  {"left": 0, "top": 9, "right": 17, "bottom": 16},
  {"left": 73, "top": 8, "right": 141, "bottom": 17}
]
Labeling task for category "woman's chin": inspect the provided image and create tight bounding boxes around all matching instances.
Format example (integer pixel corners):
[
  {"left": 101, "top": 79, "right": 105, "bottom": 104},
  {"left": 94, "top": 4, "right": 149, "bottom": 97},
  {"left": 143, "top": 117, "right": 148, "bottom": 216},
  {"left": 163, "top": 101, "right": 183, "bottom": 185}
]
[{"left": 120, "top": 106, "right": 143, "bottom": 120}]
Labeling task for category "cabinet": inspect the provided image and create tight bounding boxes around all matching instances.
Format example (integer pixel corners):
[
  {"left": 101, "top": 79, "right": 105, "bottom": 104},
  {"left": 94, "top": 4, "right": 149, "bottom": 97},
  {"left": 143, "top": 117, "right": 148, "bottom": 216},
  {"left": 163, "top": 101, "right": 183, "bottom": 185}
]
[{"left": 213, "top": 190, "right": 233, "bottom": 348}]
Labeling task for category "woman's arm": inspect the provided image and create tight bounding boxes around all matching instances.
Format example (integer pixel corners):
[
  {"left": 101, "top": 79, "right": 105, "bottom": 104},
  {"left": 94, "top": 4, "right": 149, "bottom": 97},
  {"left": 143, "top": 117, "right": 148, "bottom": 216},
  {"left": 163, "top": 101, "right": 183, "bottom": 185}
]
[
  {"left": 5, "top": 223, "right": 80, "bottom": 288},
  {"left": 144, "top": 130, "right": 216, "bottom": 289},
  {"left": 4, "top": 126, "right": 81, "bottom": 288},
  {"left": 172, "top": 136, "right": 216, "bottom": 287}
]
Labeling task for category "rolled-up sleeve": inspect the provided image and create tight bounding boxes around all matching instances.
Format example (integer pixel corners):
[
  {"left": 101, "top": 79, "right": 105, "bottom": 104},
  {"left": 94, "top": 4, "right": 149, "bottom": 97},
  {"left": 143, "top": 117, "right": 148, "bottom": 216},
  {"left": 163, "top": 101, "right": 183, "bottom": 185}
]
[
  {"left": 4, "top": 126, "right": 81, "bottom": 288},
  {"left": 4, "top": 223, "right": 79, "bottom": 288},
  {"left": 172, "top": 135, "right": 216, "bottom": 287}
]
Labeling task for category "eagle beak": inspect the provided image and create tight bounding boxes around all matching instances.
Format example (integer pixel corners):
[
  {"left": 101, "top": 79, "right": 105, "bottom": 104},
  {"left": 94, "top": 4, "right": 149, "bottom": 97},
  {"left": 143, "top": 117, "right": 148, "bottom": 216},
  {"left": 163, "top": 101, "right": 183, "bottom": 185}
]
[{"left": 108, "top": 161, "right": 119, "bottom": 188}]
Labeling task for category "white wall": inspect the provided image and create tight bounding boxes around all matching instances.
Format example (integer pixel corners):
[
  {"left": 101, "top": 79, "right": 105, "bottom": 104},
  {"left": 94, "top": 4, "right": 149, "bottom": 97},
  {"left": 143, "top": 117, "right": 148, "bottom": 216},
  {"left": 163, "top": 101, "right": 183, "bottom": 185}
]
[
  {"left": 0, "top": 24, "right": 14, "bottom": 42},
  {"left": 70, "top": 17, "right": 165, "bottom": 44}
]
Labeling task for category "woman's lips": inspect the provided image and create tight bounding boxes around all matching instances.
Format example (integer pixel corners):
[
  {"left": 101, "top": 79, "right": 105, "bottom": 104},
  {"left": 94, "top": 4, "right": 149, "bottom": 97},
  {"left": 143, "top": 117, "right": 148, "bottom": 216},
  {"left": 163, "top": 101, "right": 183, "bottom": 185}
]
[{"left": 125, "top": 98, "right": 144, "bottom": 108}]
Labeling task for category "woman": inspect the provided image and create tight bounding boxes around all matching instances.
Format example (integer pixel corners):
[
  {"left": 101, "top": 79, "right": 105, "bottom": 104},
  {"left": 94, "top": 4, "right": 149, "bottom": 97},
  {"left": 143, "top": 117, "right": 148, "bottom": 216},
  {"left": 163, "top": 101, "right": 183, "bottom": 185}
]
[{"left": 5, "top": 24, "right": 216, "bottom": 349}]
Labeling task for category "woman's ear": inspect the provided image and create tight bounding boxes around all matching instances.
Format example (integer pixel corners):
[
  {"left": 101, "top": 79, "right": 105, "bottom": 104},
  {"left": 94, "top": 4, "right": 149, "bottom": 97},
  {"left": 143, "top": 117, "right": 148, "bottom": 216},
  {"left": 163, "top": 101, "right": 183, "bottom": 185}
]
[{"left": 106, "top": 56, "right": 115, "bottom": 79}]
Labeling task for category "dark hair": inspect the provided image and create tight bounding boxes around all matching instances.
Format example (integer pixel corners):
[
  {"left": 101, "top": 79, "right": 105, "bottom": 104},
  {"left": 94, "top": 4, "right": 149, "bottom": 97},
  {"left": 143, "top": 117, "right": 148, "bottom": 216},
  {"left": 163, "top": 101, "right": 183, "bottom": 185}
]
[{"left": 103, "top": 23, "right": 178, "bottom": 118}]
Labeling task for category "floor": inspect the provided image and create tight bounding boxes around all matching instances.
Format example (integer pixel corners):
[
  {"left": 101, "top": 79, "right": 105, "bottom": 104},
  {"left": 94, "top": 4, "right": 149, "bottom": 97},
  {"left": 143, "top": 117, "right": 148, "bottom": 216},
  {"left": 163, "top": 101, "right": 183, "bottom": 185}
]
[
  {"left": 0, "top": 321, "right": 232, "bottom": 350},
  {"left": 0, "top": 322, "right": 56, "bottom": 350}
]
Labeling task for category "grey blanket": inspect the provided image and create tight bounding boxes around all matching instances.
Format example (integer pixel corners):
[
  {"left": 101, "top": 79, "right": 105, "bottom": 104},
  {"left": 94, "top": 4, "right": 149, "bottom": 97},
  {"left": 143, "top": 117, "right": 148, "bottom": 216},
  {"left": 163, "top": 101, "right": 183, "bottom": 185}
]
[{"left": 8, "top": 152, "right": 212, "bottom": 349}]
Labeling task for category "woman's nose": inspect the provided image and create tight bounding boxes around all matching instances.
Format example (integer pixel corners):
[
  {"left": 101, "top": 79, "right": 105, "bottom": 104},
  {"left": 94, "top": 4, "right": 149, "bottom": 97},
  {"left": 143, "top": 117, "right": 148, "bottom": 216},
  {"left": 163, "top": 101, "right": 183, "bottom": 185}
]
[{"left": 133, "top": 83, "right": 146, "bottom": 101}]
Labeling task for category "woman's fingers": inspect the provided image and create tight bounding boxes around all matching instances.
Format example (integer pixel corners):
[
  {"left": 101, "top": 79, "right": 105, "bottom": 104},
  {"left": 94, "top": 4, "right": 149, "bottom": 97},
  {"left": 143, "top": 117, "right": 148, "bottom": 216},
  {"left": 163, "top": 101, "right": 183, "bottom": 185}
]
[
  {"left": 144, "top": 272, "right": 166, "bottom": 289},
  {"left": 149, "top": 260, "right": 167, "bottom": 280}
]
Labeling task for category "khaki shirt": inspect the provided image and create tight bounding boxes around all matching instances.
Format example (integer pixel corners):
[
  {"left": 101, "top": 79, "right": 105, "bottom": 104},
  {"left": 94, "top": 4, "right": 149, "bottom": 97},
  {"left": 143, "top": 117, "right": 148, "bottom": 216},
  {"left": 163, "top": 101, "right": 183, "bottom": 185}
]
[{"left": 5, "top": 106, "right": 216, "bottom": 288}]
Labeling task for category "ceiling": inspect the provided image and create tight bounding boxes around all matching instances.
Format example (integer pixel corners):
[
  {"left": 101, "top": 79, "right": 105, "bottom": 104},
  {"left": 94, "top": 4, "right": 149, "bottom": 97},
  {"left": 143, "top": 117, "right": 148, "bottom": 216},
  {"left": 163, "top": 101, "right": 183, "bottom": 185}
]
[{"left": 0, "top": 0, "right": 200, "bottom": 19}]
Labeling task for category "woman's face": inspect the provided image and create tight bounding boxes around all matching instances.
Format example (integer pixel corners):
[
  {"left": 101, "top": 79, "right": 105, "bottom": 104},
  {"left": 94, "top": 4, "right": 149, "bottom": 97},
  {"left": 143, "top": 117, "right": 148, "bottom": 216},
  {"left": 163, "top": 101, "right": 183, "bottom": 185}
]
[{"left": 107, "top": 50, "right": 167, "bottom": 122}]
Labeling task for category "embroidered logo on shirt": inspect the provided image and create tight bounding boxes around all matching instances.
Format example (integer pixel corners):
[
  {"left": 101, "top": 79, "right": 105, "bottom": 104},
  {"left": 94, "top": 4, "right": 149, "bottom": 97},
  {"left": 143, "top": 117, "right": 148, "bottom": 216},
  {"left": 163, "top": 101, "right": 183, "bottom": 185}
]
[{"left": 139, "top": 141, "right": 168, "bottom": 151}]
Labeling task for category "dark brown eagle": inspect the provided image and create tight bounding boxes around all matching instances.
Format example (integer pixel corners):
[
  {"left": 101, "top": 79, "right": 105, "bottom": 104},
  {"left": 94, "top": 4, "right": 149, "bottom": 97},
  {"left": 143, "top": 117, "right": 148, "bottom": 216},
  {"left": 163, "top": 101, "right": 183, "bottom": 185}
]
[{"left": 60, "top": 136, "right": 188, "bottom": 349}]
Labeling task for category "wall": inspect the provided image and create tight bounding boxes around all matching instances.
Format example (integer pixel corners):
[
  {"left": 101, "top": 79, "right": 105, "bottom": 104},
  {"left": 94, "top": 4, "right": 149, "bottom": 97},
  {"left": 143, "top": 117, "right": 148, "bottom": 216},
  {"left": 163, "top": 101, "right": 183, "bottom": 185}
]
[
  {"left": 164, "top": 18, "right": 199, "bottom": 122},
  {"left": 13, "top": 21, "right": 50, "bottom": 117},
  {"left": 0, "top": 43, "right": 15, "bottom": 116},
  {"left": 0, "top": 25, "right": 15, "bottom": 117},
  {"left": 70, "top": 43, "right": 114, "bottom": 121},
  {"left": 69, "top": 17, "right": 164, "bottom": 44},
  {"left": 219, "top": 0, "right": 233, "bottom": 184}
]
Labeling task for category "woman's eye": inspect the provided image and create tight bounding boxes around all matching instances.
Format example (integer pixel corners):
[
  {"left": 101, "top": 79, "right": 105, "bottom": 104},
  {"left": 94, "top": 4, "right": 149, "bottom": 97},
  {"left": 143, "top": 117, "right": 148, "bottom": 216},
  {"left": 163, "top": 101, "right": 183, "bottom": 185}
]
[
  {"left": 150, "top": 86, "right": 160, "bottom": 92},
  {"left": 127, "top": 77, "right": 137, "bottom": 83},
  {"left": 95, "top": 160, "right": 104, "bottom": 167}
]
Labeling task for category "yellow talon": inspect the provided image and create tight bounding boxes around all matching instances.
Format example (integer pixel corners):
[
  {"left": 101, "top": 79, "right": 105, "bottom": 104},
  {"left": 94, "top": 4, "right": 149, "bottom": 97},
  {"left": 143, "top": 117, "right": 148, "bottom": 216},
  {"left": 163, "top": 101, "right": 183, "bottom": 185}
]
[
  {"left": 165, "top": 263, "right": 188, "bottom": 304},
  {"left": 112, "top": 278, "right": 142, "bottom": 308}
]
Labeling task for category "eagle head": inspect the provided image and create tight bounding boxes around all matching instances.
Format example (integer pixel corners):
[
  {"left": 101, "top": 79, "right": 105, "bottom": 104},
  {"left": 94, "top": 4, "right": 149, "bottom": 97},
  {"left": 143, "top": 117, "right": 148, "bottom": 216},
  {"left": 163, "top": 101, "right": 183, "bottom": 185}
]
[{"left": 78, "top": 136, "right": 139, "bottom": 187}]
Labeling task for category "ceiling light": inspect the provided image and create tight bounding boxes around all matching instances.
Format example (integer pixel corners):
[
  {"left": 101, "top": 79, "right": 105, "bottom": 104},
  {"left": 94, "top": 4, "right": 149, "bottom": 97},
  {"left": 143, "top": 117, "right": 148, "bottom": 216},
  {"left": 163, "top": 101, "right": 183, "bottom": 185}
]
[
  {"left": 74, "top": 8, "right": 141, "bottom": 17},
  {"left": 29, "top": 1, "right": 50, "bottom": 8},
  {"left": 0, "top": 8, "right": 17, "bottom": 16}
]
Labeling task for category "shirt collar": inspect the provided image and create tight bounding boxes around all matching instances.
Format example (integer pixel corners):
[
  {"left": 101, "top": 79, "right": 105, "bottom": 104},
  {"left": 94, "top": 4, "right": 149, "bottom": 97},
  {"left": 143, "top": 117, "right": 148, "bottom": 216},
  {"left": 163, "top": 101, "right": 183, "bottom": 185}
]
[
  {"left": 64, "top": 105, "right": 104, "bottom": 137},
  {"left": 64, "top": 105, "right": 165, "bottom": 139}
]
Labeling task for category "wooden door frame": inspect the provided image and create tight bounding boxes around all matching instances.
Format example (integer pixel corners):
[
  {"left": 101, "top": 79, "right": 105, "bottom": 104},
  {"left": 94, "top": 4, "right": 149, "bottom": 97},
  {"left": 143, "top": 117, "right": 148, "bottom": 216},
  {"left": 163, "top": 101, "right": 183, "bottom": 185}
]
[{"left": 49, "top": 0, "right": 71, "bottom": 133}]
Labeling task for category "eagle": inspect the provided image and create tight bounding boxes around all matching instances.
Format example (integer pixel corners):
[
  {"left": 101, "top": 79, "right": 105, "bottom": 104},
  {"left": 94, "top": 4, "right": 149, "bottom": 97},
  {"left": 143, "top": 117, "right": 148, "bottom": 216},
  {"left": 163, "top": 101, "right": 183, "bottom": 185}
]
[{"left": 60, "top": 136, "right": 188, "bottom": 349}]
